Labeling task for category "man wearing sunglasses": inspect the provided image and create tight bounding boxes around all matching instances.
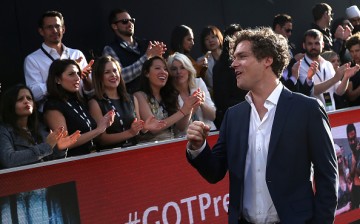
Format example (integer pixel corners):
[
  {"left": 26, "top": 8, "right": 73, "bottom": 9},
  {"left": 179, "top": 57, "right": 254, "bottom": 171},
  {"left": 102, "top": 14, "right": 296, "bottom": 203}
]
[
  {"left": 103, "top": 9, "right": 166, "bottom": 94},
  {"left": 273, "top": 14, "right": 304, "bottom": 93}
]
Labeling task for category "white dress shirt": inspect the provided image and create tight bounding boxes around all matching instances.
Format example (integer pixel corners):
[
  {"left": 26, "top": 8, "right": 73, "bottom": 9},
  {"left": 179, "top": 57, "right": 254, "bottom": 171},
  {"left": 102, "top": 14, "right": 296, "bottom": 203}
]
[
  {"left": 242, "top": 83, "right": 282, "bottom": 223},
  {"left": 24, "top": 43, "right": 89, "bottom": 111},
  {"left": 188, "top": 83, "right": 283, "bottom": 223},
  {"left": 299, "top": 54, "right": 338, "bottom": 111}
]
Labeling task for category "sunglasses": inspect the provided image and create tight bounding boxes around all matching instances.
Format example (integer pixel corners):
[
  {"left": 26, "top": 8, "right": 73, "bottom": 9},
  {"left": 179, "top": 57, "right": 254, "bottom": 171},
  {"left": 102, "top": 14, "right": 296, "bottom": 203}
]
[
  {"left": 285, "top": 29, "right": 292, "bottom": 33},
  {"left": 114, "top": 18, "right": 135, "bottom": 25}
]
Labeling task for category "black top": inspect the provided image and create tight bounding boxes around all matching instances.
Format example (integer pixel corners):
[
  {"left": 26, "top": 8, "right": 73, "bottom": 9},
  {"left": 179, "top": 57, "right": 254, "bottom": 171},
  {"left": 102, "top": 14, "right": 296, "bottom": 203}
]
[
  {"left": 212, "top": 59, "right": 247, "bottom": 129},
  {"left": 349, "top": 71, "right": 360, "bottom": 107},
  {"left": 44, "top": 96, "right": 97, "bottom": 156},
  {"left": 95, "top": 94, "right": 137, "bottom": 149}
]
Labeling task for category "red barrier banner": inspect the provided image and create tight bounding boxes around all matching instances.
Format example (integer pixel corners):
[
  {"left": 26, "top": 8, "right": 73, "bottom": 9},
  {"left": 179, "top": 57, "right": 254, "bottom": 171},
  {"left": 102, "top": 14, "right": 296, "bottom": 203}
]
[{"left": 0, "top": 107, "right": 360, "bottom": 224}]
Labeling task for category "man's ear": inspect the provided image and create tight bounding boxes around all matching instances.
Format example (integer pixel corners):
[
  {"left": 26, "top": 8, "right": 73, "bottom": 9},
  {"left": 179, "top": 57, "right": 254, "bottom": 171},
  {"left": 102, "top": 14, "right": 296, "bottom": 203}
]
[
  {"left": 111, "top": 23, "right": 118, "bottom": 30},
  {"left": 264, "top": 57, "right": 273, "bottom": 68},
  {"left": 38, "top": 27, "right": 44, "bottom": 37},
  {"left": 274, "top": 24, "right": 281, "bottom": 33},
  {"left": 62, "top": 25, "right": 66, "bottom": 35}
]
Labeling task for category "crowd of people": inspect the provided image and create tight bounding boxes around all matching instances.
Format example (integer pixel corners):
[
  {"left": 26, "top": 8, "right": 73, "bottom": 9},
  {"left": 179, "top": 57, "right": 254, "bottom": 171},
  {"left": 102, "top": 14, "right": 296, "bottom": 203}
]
[{"left": 0, "top": 3, "right": 360, "bottom": 172}]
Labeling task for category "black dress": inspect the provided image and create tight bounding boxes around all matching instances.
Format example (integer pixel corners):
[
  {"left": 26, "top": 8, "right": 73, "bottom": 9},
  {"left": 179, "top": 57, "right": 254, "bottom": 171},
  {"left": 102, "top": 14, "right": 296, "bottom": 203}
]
[
  {"left": 44, "top": 96, "right": 97, "bottom": 156},
  {"left": 95, "top": 94, "right": 137, "bottom": 149}
]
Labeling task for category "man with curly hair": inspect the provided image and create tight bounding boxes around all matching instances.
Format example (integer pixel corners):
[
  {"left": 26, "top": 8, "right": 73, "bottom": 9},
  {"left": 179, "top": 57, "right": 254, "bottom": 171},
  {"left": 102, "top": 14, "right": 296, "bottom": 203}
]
[{"left": 186, "top": 27, "right": 338, "bottom": 223}]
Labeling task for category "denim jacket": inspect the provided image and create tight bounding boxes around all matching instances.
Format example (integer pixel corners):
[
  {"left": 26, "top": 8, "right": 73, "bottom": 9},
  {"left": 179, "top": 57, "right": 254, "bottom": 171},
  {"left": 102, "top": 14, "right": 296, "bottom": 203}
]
[{"left": 0, "top": 124, "right": 64, "bottom": 169}]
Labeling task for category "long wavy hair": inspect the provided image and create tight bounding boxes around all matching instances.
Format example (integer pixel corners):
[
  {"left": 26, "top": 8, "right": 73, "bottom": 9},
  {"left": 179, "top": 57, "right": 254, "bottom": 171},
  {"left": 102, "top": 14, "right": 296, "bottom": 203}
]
[
  {"left": 0, "top": 84, "right": 42, "bottom": 144},
  {"left": 92, "top": 56, "right": 129, "bottom": 101},
  {"left": 139, "top": 56, "right": 179, "bottom": 115},
  {"left": 167, "top": 52, "right": 196, "bottom": 89}
]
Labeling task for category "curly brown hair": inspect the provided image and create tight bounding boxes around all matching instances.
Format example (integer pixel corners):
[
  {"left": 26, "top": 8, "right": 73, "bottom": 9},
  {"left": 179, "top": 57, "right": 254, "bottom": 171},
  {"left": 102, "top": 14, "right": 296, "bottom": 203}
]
[{"left": 229, "top": 27, "right": 290, "bottom": 78}]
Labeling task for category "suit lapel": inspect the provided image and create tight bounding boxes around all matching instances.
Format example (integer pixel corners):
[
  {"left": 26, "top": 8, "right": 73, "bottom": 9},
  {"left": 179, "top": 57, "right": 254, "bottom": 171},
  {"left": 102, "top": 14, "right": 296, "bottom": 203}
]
[
  {"left": 267, "top": 87, "right": 293, "bottom": 164},
  {"left": 239, "top": 103, "right": 251, "bottom": 167}
]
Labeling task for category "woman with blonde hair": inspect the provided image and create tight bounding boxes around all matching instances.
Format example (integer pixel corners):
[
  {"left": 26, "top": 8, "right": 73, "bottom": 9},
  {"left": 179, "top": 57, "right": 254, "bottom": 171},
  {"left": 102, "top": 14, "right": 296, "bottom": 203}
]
[{"left": 168, "top": 52, "right": 216, "bottom": 130}]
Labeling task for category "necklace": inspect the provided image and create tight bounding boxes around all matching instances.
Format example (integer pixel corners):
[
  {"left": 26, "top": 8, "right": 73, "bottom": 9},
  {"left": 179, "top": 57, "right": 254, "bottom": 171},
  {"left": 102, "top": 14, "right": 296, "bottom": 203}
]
[{"left": 66, "top": 100, "right": 95, "bottom": 151}]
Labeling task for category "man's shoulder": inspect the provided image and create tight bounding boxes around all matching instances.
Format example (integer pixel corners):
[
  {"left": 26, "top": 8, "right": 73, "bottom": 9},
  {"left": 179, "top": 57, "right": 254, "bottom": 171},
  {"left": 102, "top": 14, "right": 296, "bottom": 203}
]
[
  {"left": 286, "top": 90, "right": 321, "bottom": 111},
  {"left": 25, "top": 48, "right": 43, "bottom": 60},
  {"left": 227, "top": 100, "right": 250, "bottom": 113}
]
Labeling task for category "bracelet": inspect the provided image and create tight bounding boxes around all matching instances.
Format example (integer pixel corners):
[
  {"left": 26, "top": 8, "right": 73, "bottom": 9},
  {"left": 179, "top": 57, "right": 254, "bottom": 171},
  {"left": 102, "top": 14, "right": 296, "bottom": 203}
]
[{"left": 179, "top": 109, "right": 186, "bottom": 117}]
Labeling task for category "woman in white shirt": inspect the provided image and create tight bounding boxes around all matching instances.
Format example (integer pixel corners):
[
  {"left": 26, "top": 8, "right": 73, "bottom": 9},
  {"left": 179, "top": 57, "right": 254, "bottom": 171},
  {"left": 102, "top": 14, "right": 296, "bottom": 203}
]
[{"left": 168, "top": 52, "right": 216, "bottom": 130}]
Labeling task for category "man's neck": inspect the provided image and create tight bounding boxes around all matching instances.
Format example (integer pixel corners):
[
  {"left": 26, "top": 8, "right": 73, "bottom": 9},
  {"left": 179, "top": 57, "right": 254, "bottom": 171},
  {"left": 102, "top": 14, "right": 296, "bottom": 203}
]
[
  {"left": 117, "top": 34, "right": 134, "bottom": 45},
  {"left": 250, "top": 78, "right": 279, "bottom": 120},
  {"left": 251, "top": 79, "right": 279, "bottom": 103},
  {"left": 315, "top": 20, "right": 328, "bottom": 30},
  {"left": 44, "top": 42, "right": 63, "bottom": 55},
  {"left": 306, "top": 54, "right": 320, "bottom": 62}
]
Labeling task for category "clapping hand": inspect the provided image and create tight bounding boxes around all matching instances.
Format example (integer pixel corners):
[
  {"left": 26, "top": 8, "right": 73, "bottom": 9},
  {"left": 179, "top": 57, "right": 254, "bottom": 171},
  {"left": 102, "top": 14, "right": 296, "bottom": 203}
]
[
  {"left": 146, "top": 41, "right": 167, "bottom": 58},
  {"left": 143, "top": 116, "right": 167, "bottom": 132},
  {"left": 129, "top": 118, "right": 144, "bottom": 136},
  {"left": 307, "top": 61, "right": 319, "bottom": 79},
  {"left": 291, "top": 59, "right": 301, "bottom": 80},
  {"left": 46, "top": 126, "right": 65, "bottom": 148},
  {"left": 97, "top": 110, "right": 115, "bottom": 133},
  {"left": 57, "top": 130, "right": 81, "bottom": 150},
  {"left": 343, "top": 63, "right": 360, "bottom": 79}
]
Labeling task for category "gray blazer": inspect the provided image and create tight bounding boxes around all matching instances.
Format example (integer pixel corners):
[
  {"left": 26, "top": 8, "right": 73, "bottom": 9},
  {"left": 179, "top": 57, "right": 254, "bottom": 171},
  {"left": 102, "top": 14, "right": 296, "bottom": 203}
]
[{"left": 0, "top": 124, "right": 64, "bottom": 169}]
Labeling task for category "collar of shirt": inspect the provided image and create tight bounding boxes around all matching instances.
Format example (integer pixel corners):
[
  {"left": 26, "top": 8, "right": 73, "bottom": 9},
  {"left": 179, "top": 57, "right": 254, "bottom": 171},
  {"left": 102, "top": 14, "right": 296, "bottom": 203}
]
[
  {"left": 245, "top": 82, "right": 283, "bottom": 107},
  {"left": 116, "top": 37, "right": 139, "bottom": 50},
  {"left": 41, "top": 42, "right": 68, "bottom": 57}
]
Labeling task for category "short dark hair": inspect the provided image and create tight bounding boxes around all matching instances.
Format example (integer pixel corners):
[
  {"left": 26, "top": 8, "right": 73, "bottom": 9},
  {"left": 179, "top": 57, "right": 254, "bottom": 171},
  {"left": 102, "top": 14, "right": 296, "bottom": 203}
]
[
  {"left": 302, "top": 29, "right": 323, "bottom": 43},
  {"left": 108, "top": 9, "right": 128, "bottom": 26},
  {"left": 229, "top": 27, "right": 290, "bottom": 78},
  {"left": 223, "top": 24, "right": 243, "bottom": 38},
  {"left": 38, "top": 11, "right": 64, "bottom": 28},
  {"left": 272, "top": 14, "right": 292, "bottom": 30},
  {"left": 346, "top": 32, "right": 360, "bottom": 50},
  {"left": 312, "top": 3, "right": 332, "bottom": 22},
  {"left": 170, "top": 25, "right": 192, "bottom": 54},
  {"left": 199, "top": 26, "right": 224, "bottom": 54},
  {"left": 347, "top": 123, "right": 356, "bottom": 135}
]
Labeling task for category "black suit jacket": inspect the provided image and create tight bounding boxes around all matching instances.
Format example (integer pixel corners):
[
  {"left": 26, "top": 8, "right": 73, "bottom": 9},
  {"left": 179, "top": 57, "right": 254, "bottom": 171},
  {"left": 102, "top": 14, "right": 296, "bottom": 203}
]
[{"left": 188, "top": 87, "right": 338, "bottom": 224}]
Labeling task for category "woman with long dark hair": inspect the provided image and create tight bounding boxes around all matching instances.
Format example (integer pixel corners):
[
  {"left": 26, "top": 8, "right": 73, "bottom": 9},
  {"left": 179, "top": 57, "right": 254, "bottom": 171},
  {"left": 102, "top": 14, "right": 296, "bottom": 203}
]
[
  {"left": 134, "top": 56, "right": 197, "bottom": 142},
  {"left": 0, "top": 84, "right": 80, "bottom": 168},
  {"left": 170, "top": 25, "right": 208, "bottom": 79}
]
